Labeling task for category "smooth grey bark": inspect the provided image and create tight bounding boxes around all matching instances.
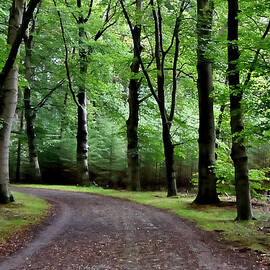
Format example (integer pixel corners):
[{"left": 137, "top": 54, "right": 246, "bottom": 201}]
[
  {"left": 126, "top": 0, "right": 142, "bottom": 191},
  {"left": 0, "top": 0, "right": 25, "bottom": 203},
  {"left": 24, "top": 24, "right": 42, "bottom": 183},
  {"left": 227, "top": 0, "right": 253, "bottom": 220},
  {"left": 194, "top": 0, "right": 219, "bottom": 204}
]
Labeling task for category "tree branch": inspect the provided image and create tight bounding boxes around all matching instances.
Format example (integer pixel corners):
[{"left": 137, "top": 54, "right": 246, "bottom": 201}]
[
  {"left": 120, "top": 0, "right": 159, "bottom": 103},
  {"left": 164, "top": 0, "right": 186, "bottom": 56},
  {"left": 168, "top": 2, "right": 186, "bottom": 122},
  {"left": 85, "top": 0, "right": 94, "bottom": 22},
  {"left": 33, "top": 79, "right": 65, "bottom": 110},
  {"left": 53, "top": 0, "right": 80, "bottom": 108},
  {"left": 244, "top": 20, "right": 270, "bottom": 86},
  {"left": 0, "top": 0, "right": 42, "bottom": 88},
  {"left": 94, "top": 20, "right": 117, "bottom": 41},
  {"left": 157, "top": 5, "right": 164, "bottom": 54},
  {"left": 139, "top": 93, "right": 152, "bottom": 104}
]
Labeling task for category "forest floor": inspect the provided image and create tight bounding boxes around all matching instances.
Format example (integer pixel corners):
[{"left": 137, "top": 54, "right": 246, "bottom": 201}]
[{"left": 0, "top": 187, "right": 269, "bottom": 270}]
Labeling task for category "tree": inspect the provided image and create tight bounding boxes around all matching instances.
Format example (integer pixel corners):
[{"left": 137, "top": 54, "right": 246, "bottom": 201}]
[
  {"left": 121, "top": 0, "right": 190, "bottom": 196},
  {"left": 53, "top": 0, "right": 91, "bottom": 185},
  {"left": 75, "top": 0, "right": 93, "bottom": 186},
  {"left": 194, "top": 0, "right": 219, "bottom": 204},
  {"left": 227, "top": 0, "right": 252, "bottom": 220},
  {"left": 0, "top": 0, "right": 25, "bottom": 203},
  {"left": 227, "top": 0, "right": 269, "bottom": 220},
  {"left": 126, "top": 0, "right": 142, "bottom": 191},
  {"left": 24, "top": 7, "right": 42, "bottom": 183},
  {"left": 54, "top": 0, "right": 116, "bottom": 186}
]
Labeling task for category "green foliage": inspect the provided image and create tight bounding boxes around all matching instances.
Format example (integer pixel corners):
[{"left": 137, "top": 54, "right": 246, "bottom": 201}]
[{"left": 0, "top": 0, "right": 268, "bottom": 194}]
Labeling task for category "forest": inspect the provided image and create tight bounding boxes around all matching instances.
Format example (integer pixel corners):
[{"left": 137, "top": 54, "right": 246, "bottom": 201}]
[{"left": 0, "top": 0, "right": 269, "bottom": 223}]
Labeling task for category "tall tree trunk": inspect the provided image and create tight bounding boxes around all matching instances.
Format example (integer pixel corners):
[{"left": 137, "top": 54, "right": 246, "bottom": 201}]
[
  {"left": 126, "top": 0, "right": 142, "bottom": 191},
  {"left": 53, "top": 0, "right": 90, "bottom": 185},
  {"left": 161, "top": 119, "right": 177, "bottom": 197},
  {"left": 77, "top": 91, "right": 89, "bottom": 185},
  {"left": 120, "top": 0, "right": 184, "bottom": 197},
  {"left": 16, "top": 107, "right": 24, "bottom": 182},
  {"left": 24, "top": 28, "right": 42, "bottom": 183},
  {"left": 194, "top": 0, "right": 219, "bottom": 204},
  {"left": 24, "top": 88, "right": 41, "bottom": 182},
  {"left": 76, "top": 19, "right": 90, "bottom": 186},
  {"left": 0, "top": 0, "right": 25, "bottom": 203},
  {"left": 227, "top": 0, "right": 253, "bottom": 220},
  {"left": 215, "top": 103, "right": 226, "bottom": 160}
]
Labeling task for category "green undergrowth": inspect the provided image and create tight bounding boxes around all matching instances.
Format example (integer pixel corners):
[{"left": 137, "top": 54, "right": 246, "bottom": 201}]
[
  {"left": 14, "top": 184, "right": 270, "bottom": 253},
  {"left": 0, "top": 191, "right": 49, "bottom": 243}
]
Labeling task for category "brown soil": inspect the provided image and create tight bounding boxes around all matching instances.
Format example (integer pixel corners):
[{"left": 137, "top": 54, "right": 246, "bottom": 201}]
[{"left": 0, "top": 187, "right": 269, "bottom": 270}]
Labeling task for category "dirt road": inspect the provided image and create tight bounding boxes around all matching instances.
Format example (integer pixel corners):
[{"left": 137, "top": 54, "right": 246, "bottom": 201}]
[{"left": 0, "top": 187, "right": 266, "bottom": 270}]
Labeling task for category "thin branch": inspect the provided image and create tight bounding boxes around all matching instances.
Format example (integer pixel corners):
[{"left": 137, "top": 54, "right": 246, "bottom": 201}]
[
  {"left": 94, "top": 2, "right": 119, "bottom": 40},
  {"left": 33, "top": 79, "right": 65, "bottom": 110},
  {"left": 104, "top": 0, "right": 111, "bottom": 22},
  {"left": 150, "top": 0, "right": 161, "bottom": 71},
  {"left": 164, "top": 0, "right": 186, "bottom": 56},
  {"left": 173, "top": 139, "right": 196, "bottom": 147},
  {"left": 139, "top": 93, "right": 152, "bottom": 104},
  {"left": 119, "top": 0, "right": 133, "bottom": 32},
  {"left": 138, "top": 55, "right": 155, "bottom": 85},
  {"left": 246, "top": 15, "right": 262, "bottom": 33},
  {"left": 142, "top": 29, "right": 154, "bottom": 61},
  {"left": 120, "top": 0, "right": 159, "bottom": 103},
  {"left": 168, "top": 1, "right": 186, "bottom": 122},
  {"left": 157, "top": 5, "right": 164, "bottom": 54},
  {"left": 72, "top": 13, "right": 79, "bottom": 23},
  {"left": 94, "top": 20, "right": 117, "bottom": 41},
  {"left": 243, "top": 20, "right": 270, "bottom": 86},
  {"left": 168, "top": 35, "right": 179, "bottom": 122},
  {"left": 53, "top": 0, "right": 80, "bottom": 108},
  {"left": 31, "top": 2, "right": 41, "bottom": 32},
  {"left": 104, "top": 1, "right": 119, "bottom": 23},
  {"left": 179, "top": 70, "right": 197, "bottom": 82},
  {"left": 63, "top": 0, "right": 79, "bottom": 22},
  {"left": 85, "top": 0, "right": 94, "bottom": 22}
]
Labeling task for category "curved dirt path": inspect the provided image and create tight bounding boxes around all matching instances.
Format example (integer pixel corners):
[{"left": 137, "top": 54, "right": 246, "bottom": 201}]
[{"left": 0, "top": 187, "right": 265, "bottom": 270}]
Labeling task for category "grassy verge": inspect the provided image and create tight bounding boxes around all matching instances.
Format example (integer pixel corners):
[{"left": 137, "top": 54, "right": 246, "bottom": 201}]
[
  {"left": 0, "top": 191, "right": 50, "bottom": 243},
  {"left": 14, "top": 184, "right": 270, "bottom": 253}
]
